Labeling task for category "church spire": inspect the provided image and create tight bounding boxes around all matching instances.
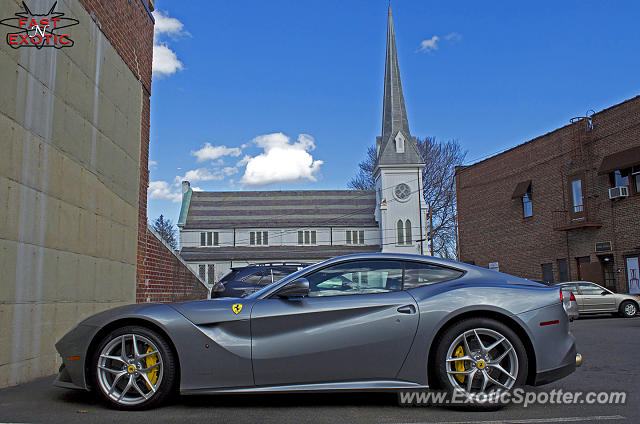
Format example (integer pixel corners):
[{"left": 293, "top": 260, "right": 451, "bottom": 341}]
[
  {"left": 376, "top": 6, "right": 424, "bottom": 169},
  {"left": 382, "top": 5, "right": 410, "bottom": 143}
]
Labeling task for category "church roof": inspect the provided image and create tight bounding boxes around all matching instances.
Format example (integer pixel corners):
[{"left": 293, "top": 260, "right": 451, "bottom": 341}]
[
  {"left": 376, "top": 6, "right": 425, "bottom": 169},
  {"left": 181, "top": 245, "right": 380, "bottom": 261},
  {"left": 180, "top": 189, "right": 378, "bottom": 229}
]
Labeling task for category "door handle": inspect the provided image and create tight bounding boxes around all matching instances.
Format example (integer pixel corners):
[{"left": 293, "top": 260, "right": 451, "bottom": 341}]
[{"left": 397, "top": 305, "right": 416, "bottom": 314}]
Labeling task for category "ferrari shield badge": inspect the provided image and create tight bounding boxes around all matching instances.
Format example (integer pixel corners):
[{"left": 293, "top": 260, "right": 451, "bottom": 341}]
[{"left": 232, "top": 304, "right": 243, "bottom": 314}]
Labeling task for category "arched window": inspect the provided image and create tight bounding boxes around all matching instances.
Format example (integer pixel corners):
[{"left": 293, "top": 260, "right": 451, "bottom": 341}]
[
  {"left": 396, "top": 220, "right": 404, "bottom": 245},
  {"left": 405, "top": 219, "right": 412, "bottom": 244}
]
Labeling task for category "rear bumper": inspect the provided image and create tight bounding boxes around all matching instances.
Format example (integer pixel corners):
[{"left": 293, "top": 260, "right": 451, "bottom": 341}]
[{"left": 533, "top": 360, "right": 575, "bottom": 386}]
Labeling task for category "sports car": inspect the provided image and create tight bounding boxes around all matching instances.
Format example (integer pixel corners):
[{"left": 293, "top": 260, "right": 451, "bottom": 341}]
[{"left": 54, "top": 253, "right": 579, "bottom": 409}]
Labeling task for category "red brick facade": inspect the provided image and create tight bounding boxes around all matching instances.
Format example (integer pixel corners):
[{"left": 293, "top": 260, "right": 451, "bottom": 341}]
[
  {"left": 456, "top": 95, "right": 640, "bottom": 293},
  {"left": 79, "top": 0, "right": 208, "bottom": 302},
  {"left": 138, "top": 226, "right": 209, "bottom": 303}
]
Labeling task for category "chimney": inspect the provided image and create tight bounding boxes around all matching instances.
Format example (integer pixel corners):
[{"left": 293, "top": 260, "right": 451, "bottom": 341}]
[{"left": 182, "top": 180, "right": 191, "bottom": 194}]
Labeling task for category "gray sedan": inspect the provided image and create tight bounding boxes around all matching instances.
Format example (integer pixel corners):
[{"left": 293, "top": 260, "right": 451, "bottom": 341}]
[
  {"left": 554, "top": 281, "right": 639, "bottom": 318},
  {"left": 54, "top": 253, "right": 578, "bottom": 410}
]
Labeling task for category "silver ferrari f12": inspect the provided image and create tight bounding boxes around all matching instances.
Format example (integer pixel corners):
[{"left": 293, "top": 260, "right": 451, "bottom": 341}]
[{"left": 54, "top": 253, "right": 579, "bottom": 409}]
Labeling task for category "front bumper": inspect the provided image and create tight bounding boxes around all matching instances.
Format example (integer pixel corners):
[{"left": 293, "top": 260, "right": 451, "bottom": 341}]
[{"left": 53, "top": 324, "right": 98, "bottom": 391}]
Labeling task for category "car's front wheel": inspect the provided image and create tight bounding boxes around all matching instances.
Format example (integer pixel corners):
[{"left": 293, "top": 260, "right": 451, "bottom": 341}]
[
  {"left": 433, "top": 318, "right": 528, "bottom": 407},
  {"left": 91, "top": 326, "right": 177, "bottom": 410},
  {"left": 619, "top": 301, "right": 638, "bottom": 318}
]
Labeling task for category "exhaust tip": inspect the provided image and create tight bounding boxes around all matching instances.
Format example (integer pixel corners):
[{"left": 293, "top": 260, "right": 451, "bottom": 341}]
[{"left": 576, "top": 353, "right": 583, "bottom": 367}]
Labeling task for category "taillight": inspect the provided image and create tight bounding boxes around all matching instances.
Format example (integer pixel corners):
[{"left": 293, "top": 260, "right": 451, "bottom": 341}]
[
  {"left": 570, "top": 292, "right": 576, "bottom": 302},
  {"left": 559, "top": 289, "right": 563, "bottom": 302}
]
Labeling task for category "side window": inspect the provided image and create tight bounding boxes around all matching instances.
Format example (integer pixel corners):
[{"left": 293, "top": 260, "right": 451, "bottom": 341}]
[
  {"left": 403, "top": 261, "right": 463, "bottom": 289},
  {"left": 243, "top": 270, "right": 265, "bottom": 285},
  {"left": 577, "top": 283, "right": 604, "bottom": 295},
  {"left": 306, "top": 260, "right": 403, "bottom": 297}
]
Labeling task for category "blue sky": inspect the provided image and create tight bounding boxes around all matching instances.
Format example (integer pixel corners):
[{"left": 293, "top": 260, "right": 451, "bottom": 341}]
[{"left": 147, "top": 0, "right": 640, "bottom": 223}]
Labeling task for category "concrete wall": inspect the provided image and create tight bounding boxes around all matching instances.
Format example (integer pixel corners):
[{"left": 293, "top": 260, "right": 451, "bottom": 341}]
[{"left": 0, "top": 0, "right": 153, "bottom": 388}]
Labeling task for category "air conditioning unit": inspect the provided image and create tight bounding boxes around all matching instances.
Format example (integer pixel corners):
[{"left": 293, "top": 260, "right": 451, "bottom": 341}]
[{"left": 608, "top": 186, "right": 629, "bottom": 199}]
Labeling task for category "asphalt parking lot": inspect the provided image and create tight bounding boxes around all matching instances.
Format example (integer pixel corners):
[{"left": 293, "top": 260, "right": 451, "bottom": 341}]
[{"left": 0, "top": 315, "right": 637, "bottom": 424}]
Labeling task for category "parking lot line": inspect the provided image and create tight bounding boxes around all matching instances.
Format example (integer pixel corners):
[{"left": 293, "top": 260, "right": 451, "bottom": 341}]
[{"left": 387, "top": 414, "right": 626, "bottom": 424}]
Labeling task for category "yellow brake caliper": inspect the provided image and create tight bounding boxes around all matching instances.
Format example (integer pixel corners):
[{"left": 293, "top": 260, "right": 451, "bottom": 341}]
[
  {"left": 454, "top": 345, "right": 466, "bottom": 383},
  {"left": 144, "top": 346, "right": 159, "bottom": 389}
]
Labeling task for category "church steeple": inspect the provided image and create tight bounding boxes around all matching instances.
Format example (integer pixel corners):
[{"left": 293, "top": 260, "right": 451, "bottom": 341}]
[{"left": 376, "top": 6, "right": 424, "bottom": 169}]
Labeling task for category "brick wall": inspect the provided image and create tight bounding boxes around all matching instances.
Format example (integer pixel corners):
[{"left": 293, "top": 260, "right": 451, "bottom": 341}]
[
  {"left": 456, "top": 95, "right": 640, "bottom": 292},
  {"left": 138, "top": 225, "right": 210, "bottom": 303}
]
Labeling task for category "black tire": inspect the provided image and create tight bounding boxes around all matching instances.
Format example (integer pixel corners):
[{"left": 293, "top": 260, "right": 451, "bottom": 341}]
[
  {"left": 619, "top": 301, "right": 638, "bottom": 318},
  {"left": 90, "top": 326, "right": 177, "bottom": 410},
  {"left": 432, "top": 317, "right": 528, "bottom": 409}
]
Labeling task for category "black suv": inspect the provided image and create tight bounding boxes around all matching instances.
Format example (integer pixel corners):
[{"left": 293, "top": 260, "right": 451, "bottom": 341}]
[{"left": 210, "top": 263, "right": 310, "bottom": 298}]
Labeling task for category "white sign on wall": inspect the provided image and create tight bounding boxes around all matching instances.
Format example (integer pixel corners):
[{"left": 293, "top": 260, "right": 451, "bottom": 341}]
[
  {"left": 489, "top": 262, "right": 499, "bottom": 272},
  {"left": 627, "top": 257, "right": 640, "bottom": 295}
]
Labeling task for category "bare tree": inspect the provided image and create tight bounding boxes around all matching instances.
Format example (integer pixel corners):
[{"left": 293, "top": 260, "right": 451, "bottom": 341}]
[
  {"left": 152, "top": 214, "right": 178, "bottom": 250},
  {"left": 347, "top": 145, "right": 377, "bottom": 190},
  {"left": 348, "top": 137, "right": 466, "bottom": 259}
]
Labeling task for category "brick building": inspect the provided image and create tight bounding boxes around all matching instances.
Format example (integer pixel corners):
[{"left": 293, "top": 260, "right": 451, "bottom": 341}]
[
  {"left": 0, "top": 0, "right": 205, "bottom": 388},
  {"left": 456, "top": 95, "right": 640, "bottom": 294}
]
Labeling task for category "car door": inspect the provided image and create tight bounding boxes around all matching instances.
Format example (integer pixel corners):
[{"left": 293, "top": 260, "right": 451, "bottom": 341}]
[
  {"left": 250, "top": 260, "right": 419, "bottom": 386},
  {"left": 577, "top": 282, "right": 616, "bottom": 312}
]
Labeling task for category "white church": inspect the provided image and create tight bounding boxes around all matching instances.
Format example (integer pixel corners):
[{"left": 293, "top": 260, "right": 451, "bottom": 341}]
[{"left": 178, "top": 7, "right": 428, "bottom": 287}]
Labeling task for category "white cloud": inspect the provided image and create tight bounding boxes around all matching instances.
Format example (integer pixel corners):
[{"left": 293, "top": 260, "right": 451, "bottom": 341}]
[
  {"left": 149, "top": 181, "right": 182, "bottom": 202},
  {"left": 418, "top": 33, "right": 462, "bottom": 53},
  {"left": 444, "top": 32, "right": 462, "bottom": 41},
  {"left": 153, "top": 43, "right": 184, "bottom": 77},
  {"left": 151, "top": 10, "right": 187, "bottom": 77},
  {"left": 191, "top": 142, "right": 242, "bottom": 162},
  {"left": 175, "top": 166, "right": 239, "bottom": 185},
  {"left": 240, "top": 133, "right": 323, "bottom": 187},
  {"left": 152, "top": 10, "right": 186, "bottom": 37},
  {"left": 418, "top": 35, "right": 439, "bottom": 53},
  {"left": 149, "top": 160, "right": 158, "bottom": 167}
]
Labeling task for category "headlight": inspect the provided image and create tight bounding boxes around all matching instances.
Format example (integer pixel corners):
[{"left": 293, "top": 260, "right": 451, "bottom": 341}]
[{"left": 212, "top": 282, "right": 225, "bottom": 293}]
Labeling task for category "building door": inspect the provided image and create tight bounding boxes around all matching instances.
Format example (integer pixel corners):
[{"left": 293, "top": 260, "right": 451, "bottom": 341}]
[
  {"left": 580, "top": 262, "right": 604, "bottom": 286},
  {"left": 599, "top": 255, "right": 616, "bottom": 291},
  {"left": 626, "top": 256, "right": 640, "bottom": 295},
  {"left": 576, "top": 256, "right": 590, "bottom": 280}
]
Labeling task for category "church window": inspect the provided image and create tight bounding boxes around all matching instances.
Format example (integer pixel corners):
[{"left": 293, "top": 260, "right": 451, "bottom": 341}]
[
  {"left": 345, "top": 230, "right": 365, "bottom": 245},
  {"left": 405, "top": 219, "right": 412, "bottom": 244},
  {"left": 298, "top": 230, "right": 317, "bottom": 245},
  {"left": 250, "top": 231, "right": 268, "bottom": 246},
  {"left": 397, "top": 220, "right": 404, "bottom": 245},
  {"left": 395, "top": 132, "right": 405, "bottom": 153}
]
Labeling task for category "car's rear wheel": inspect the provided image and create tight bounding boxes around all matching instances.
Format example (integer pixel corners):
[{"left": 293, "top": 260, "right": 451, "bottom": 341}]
[
  {"left": 433, "top": 318, "right": 528, "bottom": 407},
  {"left": 619, "top": 301, "right": 638, "bottom": 318},
  {"left": 91, "top": 326, "right": 176, "bottom": 410}
]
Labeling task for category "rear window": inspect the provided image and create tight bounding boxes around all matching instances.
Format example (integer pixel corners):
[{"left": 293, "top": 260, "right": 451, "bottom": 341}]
[
  {"left": 220, "top": 270, "right": 240, "bottom": 282},
  {"left": 403, "top": 262, "right": 464, "bottom": 289}
]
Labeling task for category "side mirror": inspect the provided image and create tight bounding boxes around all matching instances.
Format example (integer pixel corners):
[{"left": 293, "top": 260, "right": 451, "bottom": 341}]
[
  {"left": 277, "top": 278, "right": 309, "bottom": 299},
  {"left": 601, "top": 290, "right": 610, "bottom": 296}
]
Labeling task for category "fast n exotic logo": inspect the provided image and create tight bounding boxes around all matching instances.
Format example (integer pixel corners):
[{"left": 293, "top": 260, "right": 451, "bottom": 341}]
[{"left": 0, "top": 1, "right": 79, "bottom": 49}]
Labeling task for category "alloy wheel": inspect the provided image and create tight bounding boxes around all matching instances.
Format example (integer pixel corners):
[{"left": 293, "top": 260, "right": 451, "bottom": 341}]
[
  {"left": 96, "top": 334, "right": 163, "bottom": 406},
  {"left": 445, "top": 327, "right": 518, "bottom": 394}
]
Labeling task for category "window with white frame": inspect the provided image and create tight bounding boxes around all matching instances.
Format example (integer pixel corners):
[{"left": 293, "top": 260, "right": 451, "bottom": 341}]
[
  {"left": 250, "top": 231, "right": 268, "bottom": 246},
  {"left": 298, "top": 230, "right": 317, "bottom": 245},
  {"left": 198, "top": 264, "right": 206, "bottom": 281},
  {"left": 346, "top": 229, "right": 365, "bottom": 245},
  {"left": 207, "top": 264, "right": 215, "bottom": 284},
  {"left": 200, "top": 231, "right": 219, "bottom": 246}
]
